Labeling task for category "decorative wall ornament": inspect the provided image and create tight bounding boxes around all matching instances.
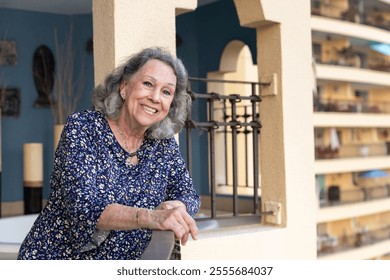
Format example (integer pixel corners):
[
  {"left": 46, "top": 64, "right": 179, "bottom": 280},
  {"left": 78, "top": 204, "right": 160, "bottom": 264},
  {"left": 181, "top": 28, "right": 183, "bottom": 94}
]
[
  {"left": 0, "top": 88, "right": 21, "bottom": 117},
  {"left": 0, "top": 40, "right": 17, "bottom": 65},
  {"left": 32, "top": 45, "right": 55, "bottom": 107}
]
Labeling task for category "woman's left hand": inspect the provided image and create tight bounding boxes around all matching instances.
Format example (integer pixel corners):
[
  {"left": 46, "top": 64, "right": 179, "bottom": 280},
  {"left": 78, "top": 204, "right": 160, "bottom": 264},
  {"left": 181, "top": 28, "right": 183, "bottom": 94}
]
[{"left": 139, "top": 204, "right": 198, "bottom": 246}]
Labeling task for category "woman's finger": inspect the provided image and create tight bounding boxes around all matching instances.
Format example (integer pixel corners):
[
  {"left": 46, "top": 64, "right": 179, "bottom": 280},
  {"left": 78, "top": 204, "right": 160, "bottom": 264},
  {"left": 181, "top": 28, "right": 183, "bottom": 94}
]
[{"left": 172, "top": 208, "right": 198, "bottom": 243}]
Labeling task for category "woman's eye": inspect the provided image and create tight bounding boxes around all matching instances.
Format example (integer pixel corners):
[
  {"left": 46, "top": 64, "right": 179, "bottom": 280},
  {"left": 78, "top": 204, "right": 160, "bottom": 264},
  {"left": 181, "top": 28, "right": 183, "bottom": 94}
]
[
  {"left": 163, "top": 90, "right": 172, "bottom": 96},
  {"left": 143, "top": 81, "right": 153, "bottom": 87}
]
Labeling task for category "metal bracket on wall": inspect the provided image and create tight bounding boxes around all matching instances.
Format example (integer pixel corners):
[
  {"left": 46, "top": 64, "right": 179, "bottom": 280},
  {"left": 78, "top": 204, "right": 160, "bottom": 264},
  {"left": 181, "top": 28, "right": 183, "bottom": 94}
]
[
  {"left": 263, "top": 201, "right": 282, "bottom": 225},
  {"left": 260, "top": 73, "right": 277, "bottom": 97}
]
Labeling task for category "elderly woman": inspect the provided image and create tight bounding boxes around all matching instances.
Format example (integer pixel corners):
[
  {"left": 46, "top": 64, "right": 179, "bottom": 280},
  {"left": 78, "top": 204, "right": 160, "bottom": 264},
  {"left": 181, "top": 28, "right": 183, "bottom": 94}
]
[{"left": 17, "top": 47, "right": 200, "bottom": 260}]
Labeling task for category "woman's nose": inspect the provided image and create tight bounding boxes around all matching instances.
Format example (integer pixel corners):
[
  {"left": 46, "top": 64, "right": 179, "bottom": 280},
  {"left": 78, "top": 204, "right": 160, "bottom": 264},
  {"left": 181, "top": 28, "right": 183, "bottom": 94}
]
[{"left": 148, "top": 88, "right": 160, "bottom": 103}]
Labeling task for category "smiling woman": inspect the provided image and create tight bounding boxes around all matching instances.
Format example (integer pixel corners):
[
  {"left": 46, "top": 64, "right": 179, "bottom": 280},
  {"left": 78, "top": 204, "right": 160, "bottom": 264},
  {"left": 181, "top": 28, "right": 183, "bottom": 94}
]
[{"left": 17, "top": 47, "right": 200, "bottom": 260}]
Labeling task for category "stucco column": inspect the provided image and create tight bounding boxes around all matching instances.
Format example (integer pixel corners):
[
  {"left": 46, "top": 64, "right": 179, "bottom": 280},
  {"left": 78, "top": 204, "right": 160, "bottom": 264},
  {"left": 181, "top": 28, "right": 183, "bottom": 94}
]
[
  {"left": 92, "top": 0, "right": 197, "bottom": 86},
  {"left": 234, "top": 0, "right": 317, "bottom": 257}
]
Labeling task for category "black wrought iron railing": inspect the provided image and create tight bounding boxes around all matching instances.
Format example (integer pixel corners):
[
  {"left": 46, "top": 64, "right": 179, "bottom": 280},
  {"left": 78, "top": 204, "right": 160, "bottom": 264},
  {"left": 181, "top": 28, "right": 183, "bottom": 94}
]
[{"left": 185, "top": 77, "right": 267, "bottom": 219}]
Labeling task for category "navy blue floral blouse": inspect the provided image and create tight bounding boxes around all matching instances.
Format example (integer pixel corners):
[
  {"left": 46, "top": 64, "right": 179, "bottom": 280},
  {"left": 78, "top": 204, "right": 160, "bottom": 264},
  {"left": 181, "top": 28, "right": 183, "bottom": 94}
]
[{"left": 17, "top": 110, "right": 200, "bottom": 260}]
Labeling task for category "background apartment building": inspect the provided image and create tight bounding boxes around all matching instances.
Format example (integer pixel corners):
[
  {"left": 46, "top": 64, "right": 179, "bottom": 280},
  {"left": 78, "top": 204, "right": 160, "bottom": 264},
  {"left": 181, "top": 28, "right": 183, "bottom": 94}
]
[{"left": 311, "top": 0, "right": 390, "bottom": 259}]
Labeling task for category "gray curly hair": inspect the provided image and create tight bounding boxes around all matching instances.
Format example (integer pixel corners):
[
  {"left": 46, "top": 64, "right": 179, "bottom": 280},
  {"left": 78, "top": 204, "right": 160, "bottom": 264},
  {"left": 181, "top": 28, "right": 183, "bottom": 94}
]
[{"left": 93, "top": 47, "right": 191, "bottom": 139}]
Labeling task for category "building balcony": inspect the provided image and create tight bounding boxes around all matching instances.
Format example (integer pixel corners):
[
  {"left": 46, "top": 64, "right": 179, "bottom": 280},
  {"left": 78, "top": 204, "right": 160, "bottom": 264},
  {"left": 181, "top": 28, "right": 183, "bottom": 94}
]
[
  {"left": 315, "top": 64, "right": 390, "bottom": 88},
  {"left": 314, "top": 98, "right": 390, "bottom": 114},
  {"left": 317, "top": 201, "right": 390, "bottom": 259},
  {"left": 320, "top": 184, "right": 390, "bottom": 208},
  {"left": 315, "top": 142, "right": 388, "bottom": 160},
  {"left": 315, "top": 57, "right": 390, "bottom": 73},
  {"left": 319, "top": 184, "right": 390, "bottom": 208},
  {"left": 311, "top": 0, "right": 390, "bottom": 31},
  {"left": 317, "top": 226, "right": 390, "bottom": 259}
]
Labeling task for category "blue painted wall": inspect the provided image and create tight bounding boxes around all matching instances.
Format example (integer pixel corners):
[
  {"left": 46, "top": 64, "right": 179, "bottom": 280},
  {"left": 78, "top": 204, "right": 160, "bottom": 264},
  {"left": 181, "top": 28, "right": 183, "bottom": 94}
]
[{"left": 0, "top": 8, "right": 94, "bottom": 202}]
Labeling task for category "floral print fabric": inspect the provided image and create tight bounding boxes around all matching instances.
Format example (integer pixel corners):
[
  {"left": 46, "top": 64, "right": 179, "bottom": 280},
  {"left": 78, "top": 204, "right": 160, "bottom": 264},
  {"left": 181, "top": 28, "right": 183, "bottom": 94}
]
[{"left": 17, "top": 110, "right": 200, "bottom": 260}]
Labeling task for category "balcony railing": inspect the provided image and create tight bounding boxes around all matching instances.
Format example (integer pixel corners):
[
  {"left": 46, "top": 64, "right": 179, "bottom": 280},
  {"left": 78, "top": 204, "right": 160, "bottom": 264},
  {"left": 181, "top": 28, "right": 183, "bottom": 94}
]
[
  {"left": 317, "top": 225, "right": 390, "bottom": 256},
  {"left": 319, "top": 184, "right": 390, "bottom": 207},
  {"left": 314, "top": 57, "right": 390, "bottom": 73},
  {"left": 311, "top": 0, "right": 390, "bottom": 30},
  {"left": 313, "top": 97, "right": 390, "bottom": 114},
  {"left": 185, "top": 77, "right": 265, "bottom": 219},
  {"left": 315, "top": 142, "right": 389, "bottom": 159}
]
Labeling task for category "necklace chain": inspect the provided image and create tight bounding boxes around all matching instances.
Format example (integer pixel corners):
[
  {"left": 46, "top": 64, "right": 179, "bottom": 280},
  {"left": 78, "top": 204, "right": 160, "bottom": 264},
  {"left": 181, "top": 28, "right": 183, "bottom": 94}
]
[{"left": 115, "top": 122, "right": 138, "bottom": 159}]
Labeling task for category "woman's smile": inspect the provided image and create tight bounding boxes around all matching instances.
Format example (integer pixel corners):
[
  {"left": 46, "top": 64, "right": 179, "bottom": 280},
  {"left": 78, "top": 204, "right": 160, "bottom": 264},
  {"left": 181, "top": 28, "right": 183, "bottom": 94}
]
[{"left": 141, "top": 104, "right": 158, "bottom": 115}]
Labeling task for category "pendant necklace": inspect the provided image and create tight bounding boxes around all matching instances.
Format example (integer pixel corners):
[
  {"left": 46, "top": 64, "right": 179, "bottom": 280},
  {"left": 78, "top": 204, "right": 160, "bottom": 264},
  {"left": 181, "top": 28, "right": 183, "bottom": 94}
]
[{"left": 115, "top": 122, "right": 141, "bottom": 166}]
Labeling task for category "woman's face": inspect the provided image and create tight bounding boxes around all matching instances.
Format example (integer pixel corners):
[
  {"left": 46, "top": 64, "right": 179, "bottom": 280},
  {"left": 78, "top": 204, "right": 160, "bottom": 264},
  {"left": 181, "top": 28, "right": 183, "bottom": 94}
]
[{"left": 120, "top": 59, "right": 176, "bottom": 131}]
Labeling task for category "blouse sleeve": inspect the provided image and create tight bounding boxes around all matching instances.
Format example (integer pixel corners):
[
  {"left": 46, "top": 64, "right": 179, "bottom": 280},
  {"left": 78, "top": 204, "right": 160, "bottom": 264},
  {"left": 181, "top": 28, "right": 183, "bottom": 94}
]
[
  {"left": 54, "top": 112, "right": 110, "bottom": 252},
  {"left": 165, "top": 138, "right": 200, "bottom": 217}
]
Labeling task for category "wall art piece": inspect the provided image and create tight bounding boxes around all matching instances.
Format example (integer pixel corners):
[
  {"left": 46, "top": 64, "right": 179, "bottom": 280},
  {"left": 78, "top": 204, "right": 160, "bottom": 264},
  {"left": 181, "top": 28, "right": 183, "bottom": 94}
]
[
  {"left": 0, "top": 40, "right": 17, "bottom": 65},
  {"left": 32, "top": 45, "right": 55, "bottom": 107},
  {"left": 0, "top": 88, "right": 20, "bottom": 117}
]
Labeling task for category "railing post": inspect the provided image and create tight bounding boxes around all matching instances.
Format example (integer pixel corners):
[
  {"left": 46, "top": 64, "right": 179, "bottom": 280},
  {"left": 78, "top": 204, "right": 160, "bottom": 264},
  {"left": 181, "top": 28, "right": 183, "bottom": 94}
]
[
  {"left": 252, "top": 83, "right": 260, "bottom": 214},
  {"left": 208, "top": 94, "right": 217, "bottom": 218},
  {"left": 244, "top": 105, "right": 249, "bottom": 188},
  {"left": 223, "top": 99, "right": 229, "bottom": 186},
  {"left": 230, "top": 94, "right": 239, "bottom": 216}
]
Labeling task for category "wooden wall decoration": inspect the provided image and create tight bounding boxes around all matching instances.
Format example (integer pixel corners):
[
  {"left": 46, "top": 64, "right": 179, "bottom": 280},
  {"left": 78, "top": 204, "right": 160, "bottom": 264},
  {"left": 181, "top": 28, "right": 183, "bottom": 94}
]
[
  {"left": 0, "top": 40, "right": 17, "bottom": 65},
  {"left": 0, "top": 88, "right": 21, "bottom": 117}
]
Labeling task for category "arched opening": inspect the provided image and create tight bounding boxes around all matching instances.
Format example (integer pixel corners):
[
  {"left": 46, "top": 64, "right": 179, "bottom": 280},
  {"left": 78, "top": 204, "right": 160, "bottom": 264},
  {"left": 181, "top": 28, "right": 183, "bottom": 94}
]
[{"left": 207, "top": 40, "right": 260, "bottom": 199}]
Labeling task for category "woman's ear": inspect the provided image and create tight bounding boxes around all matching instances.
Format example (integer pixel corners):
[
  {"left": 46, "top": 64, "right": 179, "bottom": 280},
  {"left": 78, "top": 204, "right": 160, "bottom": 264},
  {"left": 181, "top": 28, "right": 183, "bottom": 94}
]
[
  {"left": 119, "top": 81, "right": 126, "bottom": 92},
  {"left": 119, "top": 81, "right": 129, "bottom": 100}
]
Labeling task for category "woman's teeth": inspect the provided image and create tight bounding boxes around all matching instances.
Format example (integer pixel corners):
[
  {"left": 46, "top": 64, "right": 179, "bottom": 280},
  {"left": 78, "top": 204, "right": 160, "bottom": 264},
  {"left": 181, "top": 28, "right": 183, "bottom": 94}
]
[{"left": 143, "top": 105, "right": 157, "bottom": 114}]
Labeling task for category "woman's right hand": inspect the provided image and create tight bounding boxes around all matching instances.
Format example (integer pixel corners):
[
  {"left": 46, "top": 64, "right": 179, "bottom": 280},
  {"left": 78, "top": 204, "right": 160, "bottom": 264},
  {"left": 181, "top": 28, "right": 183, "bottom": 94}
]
[{"left": 138, "top": 207, "right": 198, "bottom": 246}]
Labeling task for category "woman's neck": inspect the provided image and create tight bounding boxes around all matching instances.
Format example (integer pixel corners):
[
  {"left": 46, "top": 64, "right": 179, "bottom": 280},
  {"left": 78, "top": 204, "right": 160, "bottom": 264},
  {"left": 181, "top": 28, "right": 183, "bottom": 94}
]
[{"left": 108, "top": 116, "right": 145, "bottom": 153}]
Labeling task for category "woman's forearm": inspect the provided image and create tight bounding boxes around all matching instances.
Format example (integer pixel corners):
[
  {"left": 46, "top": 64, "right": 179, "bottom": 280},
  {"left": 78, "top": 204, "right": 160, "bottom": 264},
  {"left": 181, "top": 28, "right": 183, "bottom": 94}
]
[{"left": 96, "top": 203, "right": 141, "bottom": 230}]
